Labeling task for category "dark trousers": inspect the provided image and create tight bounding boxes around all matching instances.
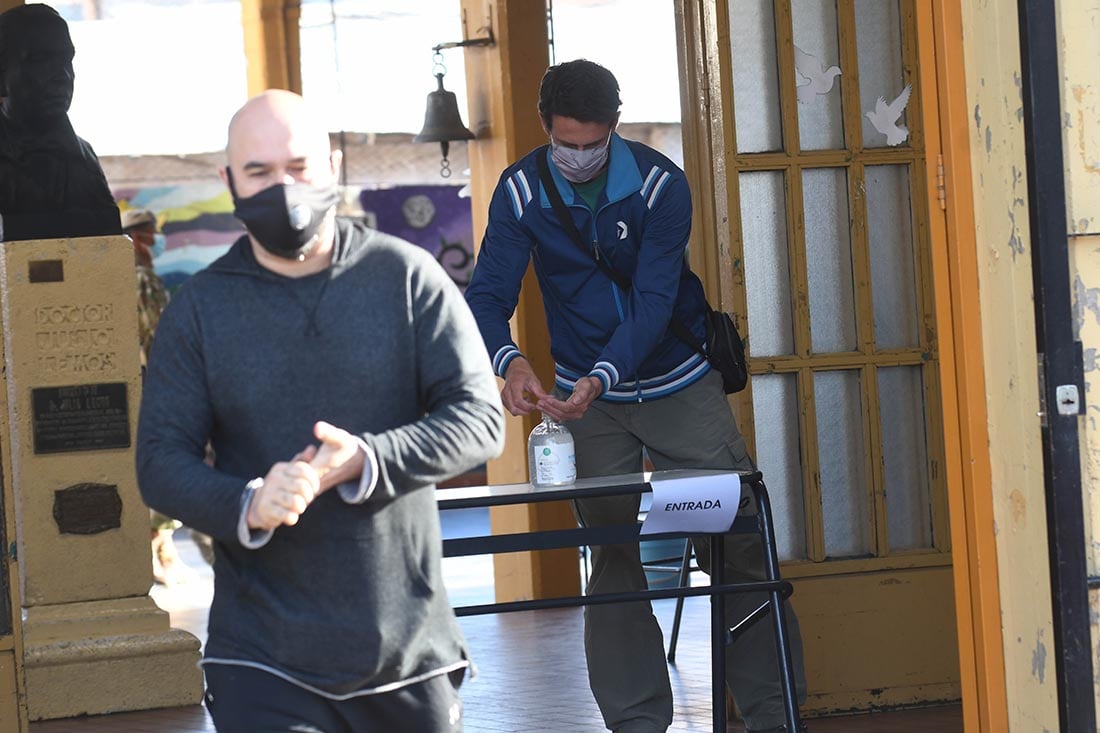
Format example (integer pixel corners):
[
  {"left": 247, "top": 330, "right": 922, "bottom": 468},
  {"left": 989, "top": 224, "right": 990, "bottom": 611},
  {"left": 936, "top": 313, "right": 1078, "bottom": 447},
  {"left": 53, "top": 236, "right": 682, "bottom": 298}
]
[{"left": 203, "top": 664, "right": 464, "bottom": 733}]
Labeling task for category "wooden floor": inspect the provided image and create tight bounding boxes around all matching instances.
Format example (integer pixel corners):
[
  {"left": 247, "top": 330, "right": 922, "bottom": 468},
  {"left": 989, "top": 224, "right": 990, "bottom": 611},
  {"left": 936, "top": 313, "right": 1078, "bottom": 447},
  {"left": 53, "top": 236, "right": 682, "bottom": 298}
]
[{"left": 28, "top": 524, "right": 963, "bottom": 733}]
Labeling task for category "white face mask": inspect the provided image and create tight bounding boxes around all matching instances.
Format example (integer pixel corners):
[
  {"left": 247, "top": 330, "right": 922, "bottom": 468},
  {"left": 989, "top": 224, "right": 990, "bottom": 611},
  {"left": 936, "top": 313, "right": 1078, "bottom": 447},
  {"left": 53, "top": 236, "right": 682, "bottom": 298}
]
[{"left": 550, "top": 133, "right": 611, "bottom": 183}]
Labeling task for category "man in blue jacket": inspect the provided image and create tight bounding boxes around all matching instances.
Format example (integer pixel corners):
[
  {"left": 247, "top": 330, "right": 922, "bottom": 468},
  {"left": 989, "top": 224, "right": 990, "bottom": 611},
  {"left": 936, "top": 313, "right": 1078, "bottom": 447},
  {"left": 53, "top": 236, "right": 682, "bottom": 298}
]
[
  {"left": 465, "top": 60, "right": 806, "bottom": 733},
  {"left": 137, "top": 90, "right": 504, "bottom": 732}
]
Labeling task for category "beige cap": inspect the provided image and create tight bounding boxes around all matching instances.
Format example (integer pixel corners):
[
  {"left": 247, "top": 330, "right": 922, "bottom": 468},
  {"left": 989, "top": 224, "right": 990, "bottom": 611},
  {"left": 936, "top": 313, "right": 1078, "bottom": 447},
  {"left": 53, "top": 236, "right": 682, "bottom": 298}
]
[{"left": 120, "top": 208, "right": 156, "bottom": 231}]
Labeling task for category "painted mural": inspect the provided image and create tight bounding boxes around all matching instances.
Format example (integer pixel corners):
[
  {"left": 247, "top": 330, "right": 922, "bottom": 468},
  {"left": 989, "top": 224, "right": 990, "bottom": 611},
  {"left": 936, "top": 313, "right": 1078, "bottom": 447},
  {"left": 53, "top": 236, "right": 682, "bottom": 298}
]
[
  {"left": 115, "top": 183, "right": 242, "bottom": 292},
  {"left": 114, "top": 183, "right": 474, "bottom": 292},
  {"left": 359, "top": 185, "right": 475, "bottom": 290}
]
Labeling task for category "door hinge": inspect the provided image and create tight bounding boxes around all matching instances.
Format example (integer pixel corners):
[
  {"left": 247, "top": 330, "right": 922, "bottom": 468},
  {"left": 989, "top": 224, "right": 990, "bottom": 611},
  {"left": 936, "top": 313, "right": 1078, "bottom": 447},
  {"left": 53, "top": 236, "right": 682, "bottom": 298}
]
[{"left": 936, "top": 153, "right": 947, "bottom": 211}]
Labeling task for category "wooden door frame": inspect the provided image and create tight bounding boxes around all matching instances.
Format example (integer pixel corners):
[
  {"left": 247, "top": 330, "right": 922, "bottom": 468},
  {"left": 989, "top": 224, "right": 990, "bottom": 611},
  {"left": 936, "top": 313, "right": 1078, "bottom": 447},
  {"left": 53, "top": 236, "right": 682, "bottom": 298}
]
[{"left": 921, "top": 1, "right": 1009, "bottom": 730}]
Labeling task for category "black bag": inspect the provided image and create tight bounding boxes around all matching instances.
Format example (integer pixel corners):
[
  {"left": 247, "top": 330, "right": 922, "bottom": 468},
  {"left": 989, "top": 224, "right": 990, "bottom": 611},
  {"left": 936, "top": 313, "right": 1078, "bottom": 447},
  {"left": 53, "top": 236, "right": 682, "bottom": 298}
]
[
  {"left": 701, "top": 308, "right": 749, "bottom": 394},
  {"left": 535, "top": 149, "right": 750, "bottom": 394}
]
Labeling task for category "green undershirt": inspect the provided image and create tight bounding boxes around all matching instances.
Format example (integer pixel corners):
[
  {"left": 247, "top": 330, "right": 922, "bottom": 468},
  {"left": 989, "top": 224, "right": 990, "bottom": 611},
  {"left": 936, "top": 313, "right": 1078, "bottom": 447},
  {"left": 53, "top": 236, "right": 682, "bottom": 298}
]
[{"left": 571, "top": 169, "right": 608, "bottom": 211}]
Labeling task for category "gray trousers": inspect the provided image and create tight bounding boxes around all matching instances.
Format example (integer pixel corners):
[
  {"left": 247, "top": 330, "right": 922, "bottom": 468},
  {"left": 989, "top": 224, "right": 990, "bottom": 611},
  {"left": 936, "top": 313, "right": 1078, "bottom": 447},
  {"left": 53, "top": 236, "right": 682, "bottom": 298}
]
[{"left": 565, "top": 370, "right": 807, "bottom": 733}]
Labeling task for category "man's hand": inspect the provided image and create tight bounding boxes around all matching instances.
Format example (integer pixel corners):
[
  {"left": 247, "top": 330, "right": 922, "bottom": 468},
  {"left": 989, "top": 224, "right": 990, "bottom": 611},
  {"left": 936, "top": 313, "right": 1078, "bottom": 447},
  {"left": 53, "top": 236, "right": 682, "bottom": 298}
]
[
  {"left": 501, "top": 357, "right": 549, "bottom": 416},
  {"left": 537, "top": 376, "right": 602, "bottom": 422},
  {"left": 308, "top": 421, "right": 366, "bottom": 492},
  {"left": 247, "top": 457, "right": 320, "bottom": 531}
]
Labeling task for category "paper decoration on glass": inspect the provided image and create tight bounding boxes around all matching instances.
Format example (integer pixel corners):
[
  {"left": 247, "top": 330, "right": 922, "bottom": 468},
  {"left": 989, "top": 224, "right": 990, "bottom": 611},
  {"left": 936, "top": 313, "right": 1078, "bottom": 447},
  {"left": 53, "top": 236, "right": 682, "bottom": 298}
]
[
  {"left": 865, "top": 84, "right": 913, "bottom": 146},
  {"left": 794, "top": 45, "right": 842, "bottom": 105}
]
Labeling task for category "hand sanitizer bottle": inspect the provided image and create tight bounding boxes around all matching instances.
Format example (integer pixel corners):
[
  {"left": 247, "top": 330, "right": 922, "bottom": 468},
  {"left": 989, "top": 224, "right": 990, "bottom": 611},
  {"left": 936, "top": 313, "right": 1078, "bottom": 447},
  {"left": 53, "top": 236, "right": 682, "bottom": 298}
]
[{"left": 527, "top": 413, "right": 576, "bottom": 487}]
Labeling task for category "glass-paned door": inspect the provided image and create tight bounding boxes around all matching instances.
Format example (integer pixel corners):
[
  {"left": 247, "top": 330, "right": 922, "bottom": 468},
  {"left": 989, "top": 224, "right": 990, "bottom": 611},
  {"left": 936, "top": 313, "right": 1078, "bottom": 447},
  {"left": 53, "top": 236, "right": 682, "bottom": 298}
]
[
  {"left": 680, "top": 0, "right": 958, "bottom": 711},
  {"left": 722, "top": 0, "right": 945, "bottom": 567}
]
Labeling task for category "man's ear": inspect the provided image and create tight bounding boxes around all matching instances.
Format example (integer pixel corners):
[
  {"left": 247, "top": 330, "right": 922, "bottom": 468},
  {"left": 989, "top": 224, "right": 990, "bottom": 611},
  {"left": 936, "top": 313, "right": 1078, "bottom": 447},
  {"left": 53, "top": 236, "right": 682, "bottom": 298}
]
[{"left": 219, "top": 165, "right": 236, "bottom": 198}]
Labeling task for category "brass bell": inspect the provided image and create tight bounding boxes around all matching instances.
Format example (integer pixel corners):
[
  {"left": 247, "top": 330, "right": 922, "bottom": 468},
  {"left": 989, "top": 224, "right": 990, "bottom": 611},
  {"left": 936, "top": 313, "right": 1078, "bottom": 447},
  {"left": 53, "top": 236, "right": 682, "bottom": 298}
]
[{"left": 414, "top": 73, "right": 474, "bottom": 178}]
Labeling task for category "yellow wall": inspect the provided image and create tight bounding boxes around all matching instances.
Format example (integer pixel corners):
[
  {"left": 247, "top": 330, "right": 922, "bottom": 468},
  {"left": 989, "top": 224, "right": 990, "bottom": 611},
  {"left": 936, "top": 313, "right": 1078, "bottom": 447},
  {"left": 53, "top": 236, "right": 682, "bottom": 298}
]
[
  {"left": 1057, "top": 0, "right": 1100, "bottom": 721},
  {"left": 959, "top": 2, "right": 1059, "bottom": 729}
]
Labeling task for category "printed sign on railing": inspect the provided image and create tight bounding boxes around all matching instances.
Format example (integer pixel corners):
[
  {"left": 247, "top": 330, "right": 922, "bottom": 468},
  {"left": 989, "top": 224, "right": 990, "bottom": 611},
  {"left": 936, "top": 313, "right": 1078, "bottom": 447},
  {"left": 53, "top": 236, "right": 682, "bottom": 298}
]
[{"left": 641, "top": 474, "right": 742, "bottom": 535}]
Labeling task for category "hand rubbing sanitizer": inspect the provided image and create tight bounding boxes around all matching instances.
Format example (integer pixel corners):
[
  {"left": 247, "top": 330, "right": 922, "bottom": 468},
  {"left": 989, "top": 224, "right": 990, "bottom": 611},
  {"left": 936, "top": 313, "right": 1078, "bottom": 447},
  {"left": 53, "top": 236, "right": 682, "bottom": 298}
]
[{"left": 527, "top": 414, "right": 576, "bottom": 487}]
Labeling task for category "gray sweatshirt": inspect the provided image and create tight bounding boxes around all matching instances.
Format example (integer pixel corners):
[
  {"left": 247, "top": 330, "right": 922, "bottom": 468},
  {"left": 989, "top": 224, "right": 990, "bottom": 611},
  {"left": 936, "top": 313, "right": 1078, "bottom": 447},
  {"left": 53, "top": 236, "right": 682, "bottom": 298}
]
[{"left": 136, "top": 218, "right": 504, "bottom": 695}]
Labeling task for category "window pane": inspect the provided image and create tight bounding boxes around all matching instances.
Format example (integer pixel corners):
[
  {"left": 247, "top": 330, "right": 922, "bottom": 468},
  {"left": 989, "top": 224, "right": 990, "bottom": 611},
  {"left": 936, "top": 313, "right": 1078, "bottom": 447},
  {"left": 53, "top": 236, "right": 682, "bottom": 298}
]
[
  {"left": 854, "top": 0, "right": 909, "bottom": 148},
  {"left": 552, "top": 0, "right": 682, "bottom": 129},
  {"left": 792, "top": 0, "right": 845, "bottom": 150},
  {"left": 803, "top": 168, "right": 857, "bottom": 352},
  {"left": 879, "top": 366, "right": 932, "bottom": 550},
  {"left": 752, "top": 374, "right": 807, "bottom": 561},
  {"left": 814, "top": 370, "right": 872, "bottom": 557},
  {"left": 741, "top": 172, "right": 795, "bottom": 356},
  {"left": 49, "top": 1, "right": 247, "bottom": 155},
  {"left": 866, "top": 165, "right": 919, "bottom": 348},
  {"left": 730, "top": 0, "right": 784, "bottom": 152},
  {"left": 300, "top": 2, "right": 467, "bottom": 133}
]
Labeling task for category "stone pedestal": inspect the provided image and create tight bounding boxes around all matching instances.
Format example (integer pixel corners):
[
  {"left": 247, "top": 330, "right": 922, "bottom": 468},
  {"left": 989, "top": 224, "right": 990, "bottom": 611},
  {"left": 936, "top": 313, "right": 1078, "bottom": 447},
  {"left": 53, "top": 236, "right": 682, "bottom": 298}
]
[
  {"left": 1, "top": 436, "right": 27, "bottom": 731},
  {"left": 0, "top": 235, "right": 202, "bottom": 720}
]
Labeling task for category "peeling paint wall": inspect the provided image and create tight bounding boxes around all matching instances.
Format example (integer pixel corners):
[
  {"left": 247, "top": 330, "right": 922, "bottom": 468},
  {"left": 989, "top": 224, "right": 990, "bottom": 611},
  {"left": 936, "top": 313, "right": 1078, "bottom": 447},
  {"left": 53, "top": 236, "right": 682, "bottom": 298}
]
[
  {"left": 960, "top": 2, "right": 1060, "bottom": 730},
  {"left": 1073, "top": 236, "right": 1100, "bottom": 724},
  {"left": 1057, "top": 0, "right": 1100, "bottom": 721},
  {"left": 1058, "top": 0, "right": 1100, "bottom": 236}
]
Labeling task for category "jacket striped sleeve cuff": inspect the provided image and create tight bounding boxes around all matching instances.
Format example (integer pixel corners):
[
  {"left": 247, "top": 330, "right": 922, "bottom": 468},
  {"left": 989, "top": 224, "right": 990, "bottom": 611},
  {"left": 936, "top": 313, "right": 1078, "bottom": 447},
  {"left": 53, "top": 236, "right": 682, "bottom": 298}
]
[
  {"left": 587, "top": 361, "right": 620, "bottom": 395},
  {"left": 492, "top": 344, "right": 524, "bottom": 378}
]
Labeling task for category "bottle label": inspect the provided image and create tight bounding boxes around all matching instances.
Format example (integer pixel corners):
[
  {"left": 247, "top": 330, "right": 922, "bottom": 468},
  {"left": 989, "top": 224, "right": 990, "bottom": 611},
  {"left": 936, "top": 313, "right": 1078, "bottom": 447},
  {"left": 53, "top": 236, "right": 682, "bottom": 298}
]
[{"left": 534, "top": 442, "right": 576, "bottom": 485}]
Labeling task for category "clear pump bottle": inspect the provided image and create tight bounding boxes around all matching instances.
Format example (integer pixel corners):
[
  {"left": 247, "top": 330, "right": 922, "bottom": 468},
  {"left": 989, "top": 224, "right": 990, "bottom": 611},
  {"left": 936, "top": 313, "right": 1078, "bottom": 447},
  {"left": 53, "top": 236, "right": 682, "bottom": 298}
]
[{"left": 527, "top": 413, "right": 576, "bottom": 487}]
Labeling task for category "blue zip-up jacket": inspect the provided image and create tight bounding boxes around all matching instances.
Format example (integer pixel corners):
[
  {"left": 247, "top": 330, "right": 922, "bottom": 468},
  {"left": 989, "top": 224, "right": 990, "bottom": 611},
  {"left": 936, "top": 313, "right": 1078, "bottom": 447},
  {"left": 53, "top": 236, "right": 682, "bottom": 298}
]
[{"left": 465, "top": 134, "right": 710, "bottom": 402}]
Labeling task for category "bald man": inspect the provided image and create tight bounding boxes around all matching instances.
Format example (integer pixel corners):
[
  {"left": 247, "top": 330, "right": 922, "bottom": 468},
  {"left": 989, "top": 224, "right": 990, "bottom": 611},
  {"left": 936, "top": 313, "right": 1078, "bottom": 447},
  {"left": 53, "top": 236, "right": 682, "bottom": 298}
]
[{"left": 136, "top": 90, "right": 504, "bottom": 733}]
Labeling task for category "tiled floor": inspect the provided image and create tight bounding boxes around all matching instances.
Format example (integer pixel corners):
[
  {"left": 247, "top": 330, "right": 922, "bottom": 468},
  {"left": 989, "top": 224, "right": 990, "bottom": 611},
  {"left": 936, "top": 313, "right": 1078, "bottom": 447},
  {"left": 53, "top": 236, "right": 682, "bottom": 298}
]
[{"left": 28, "top": 520, "right": 963, "bottom": 733}]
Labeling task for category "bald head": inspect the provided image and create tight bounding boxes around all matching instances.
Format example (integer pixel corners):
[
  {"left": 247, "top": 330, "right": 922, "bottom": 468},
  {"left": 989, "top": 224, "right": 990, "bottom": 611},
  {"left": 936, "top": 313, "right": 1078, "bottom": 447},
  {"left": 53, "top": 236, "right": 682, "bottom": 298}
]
[
  {"left": 223, "top": 90, "right": 338, "bottom": 200},
  {"left": 220, "top": 90, "right": 342, "bottom": 276}
]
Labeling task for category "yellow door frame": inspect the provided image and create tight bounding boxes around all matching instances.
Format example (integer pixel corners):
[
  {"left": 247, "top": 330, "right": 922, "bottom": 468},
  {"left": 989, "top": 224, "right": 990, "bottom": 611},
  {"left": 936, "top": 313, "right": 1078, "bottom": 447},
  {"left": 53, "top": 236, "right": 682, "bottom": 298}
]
[{"left": 920, "top": 2, "right": 1009, "bottom": 730}]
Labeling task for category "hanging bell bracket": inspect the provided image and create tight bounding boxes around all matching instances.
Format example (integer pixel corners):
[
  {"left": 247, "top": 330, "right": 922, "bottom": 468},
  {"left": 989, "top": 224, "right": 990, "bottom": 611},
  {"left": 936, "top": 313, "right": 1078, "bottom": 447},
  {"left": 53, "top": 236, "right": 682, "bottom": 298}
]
[
  {"left": 415, "top": 19, "right": 494, "bottom": 178},
  {"left": 431, "top": 27, "right": 495, "bottom": 53}
]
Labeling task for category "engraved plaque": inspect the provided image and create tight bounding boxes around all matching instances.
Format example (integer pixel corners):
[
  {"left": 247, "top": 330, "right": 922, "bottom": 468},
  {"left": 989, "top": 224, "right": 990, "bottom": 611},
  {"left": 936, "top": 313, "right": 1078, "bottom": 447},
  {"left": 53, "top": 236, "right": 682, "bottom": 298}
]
[
  {"left": 32, "top": 383, "right": 130, "bottom": 454},
  {"left": 52, "top": 483, "right": 122, "bottom": 535}
]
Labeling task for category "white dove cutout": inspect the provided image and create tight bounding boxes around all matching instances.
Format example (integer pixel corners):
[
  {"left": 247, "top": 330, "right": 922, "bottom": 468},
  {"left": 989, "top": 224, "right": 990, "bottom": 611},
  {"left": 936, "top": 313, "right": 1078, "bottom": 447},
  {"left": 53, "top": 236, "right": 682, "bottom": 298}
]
[
  {"left": 793, "top": 45, "right": 842, "bottom": 105},
  {"left": 865, "top": 84, "right": 913, "bottom": 146}
]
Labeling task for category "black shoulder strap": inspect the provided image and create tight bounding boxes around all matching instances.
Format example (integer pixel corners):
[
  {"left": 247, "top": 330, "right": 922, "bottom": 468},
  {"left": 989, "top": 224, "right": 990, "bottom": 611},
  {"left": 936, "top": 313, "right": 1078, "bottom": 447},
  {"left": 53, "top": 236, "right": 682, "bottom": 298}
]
[
  {"left": 535, "top": 148, "right": 632, "bottom": 292},
  {"left": 534, "top": 146, "right": 706, "bottom": 360}
]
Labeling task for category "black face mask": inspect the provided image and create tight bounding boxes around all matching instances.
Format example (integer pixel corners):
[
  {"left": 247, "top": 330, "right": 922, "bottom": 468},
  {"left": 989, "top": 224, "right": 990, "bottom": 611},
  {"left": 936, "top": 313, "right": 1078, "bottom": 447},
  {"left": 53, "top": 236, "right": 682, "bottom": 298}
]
[{"left": 228, "top": 170, "right": 339, "bottom": 260}]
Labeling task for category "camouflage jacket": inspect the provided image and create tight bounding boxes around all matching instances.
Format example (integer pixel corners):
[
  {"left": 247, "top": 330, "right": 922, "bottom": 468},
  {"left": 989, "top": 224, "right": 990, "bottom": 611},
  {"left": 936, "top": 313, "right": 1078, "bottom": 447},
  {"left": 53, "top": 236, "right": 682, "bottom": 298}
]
[{"left": 137, "top": 265, "right": 169, "bottom": 367}]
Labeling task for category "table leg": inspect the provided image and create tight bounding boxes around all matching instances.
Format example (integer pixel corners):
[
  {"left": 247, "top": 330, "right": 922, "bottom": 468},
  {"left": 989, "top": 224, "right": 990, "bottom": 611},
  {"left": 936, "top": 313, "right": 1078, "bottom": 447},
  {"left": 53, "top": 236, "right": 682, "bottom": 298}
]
[{"left": 711, "top": 532, "right": 726, "bottom": 733}]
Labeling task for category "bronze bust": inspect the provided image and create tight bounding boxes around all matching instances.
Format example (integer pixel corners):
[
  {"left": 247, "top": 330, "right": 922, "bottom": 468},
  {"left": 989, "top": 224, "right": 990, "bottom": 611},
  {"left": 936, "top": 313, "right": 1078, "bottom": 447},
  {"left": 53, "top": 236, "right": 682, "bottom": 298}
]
[{"left": 0, "top": 4, "right": 121, "bottom": 242}]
